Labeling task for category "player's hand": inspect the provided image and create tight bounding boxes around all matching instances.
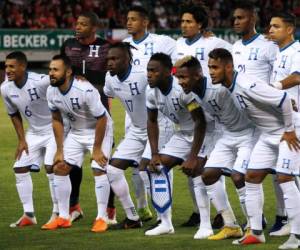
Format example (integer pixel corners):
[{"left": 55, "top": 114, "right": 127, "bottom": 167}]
[
  {"left": 181, "top": 155, "right": 198, "bottom": 176},
  {"left": 148, "top": 153, "right": 161, "bottom": 173},
  {"left": 75, "top": 75, "right": 87, "bottom": 81},
  {"left": 92, "top": 149, "right": 108, "bottom": 167},
  {"left": 15, "top": 140, "right": 28, "bottom": 160},
  {"left": 54, "top": 150, "right": 64, "bottom": 165},
  {"left": 281, "top": 131, "right": 300, "bottom": 151}
]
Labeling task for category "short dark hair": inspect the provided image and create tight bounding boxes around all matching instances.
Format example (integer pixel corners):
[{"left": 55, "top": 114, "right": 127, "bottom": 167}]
[
  {"left": 180, "top": 2, "right": 209, "bottom": 30},
  {"left": 149, "top": 53, "right": 173, "bottom": 70},
  {"left": 128, "top": 5, "right": 149, "bottom": 19},
  {"left": 79, "top": 11, "right": 99, "bottom": 26},
  {"left": 175, "top": 56, "right": 202, "bottom": 72},
  {"left": 208, "top": 48, "right": 233, "bottom": 64},
  {"left": 6, "top": 51, "right": 27, "bottom": 66},
  {"left": 52, "top": 54, "right": 72, "bottom": 69},
  {"left": 271, "top": 12, "right": 296, "bottom": 27},
  {"left": 109, "top": 42, "right": 134, "bottom": 63},
  {"left": 234, "top": 1, "right": 256, "bottom": 13}
]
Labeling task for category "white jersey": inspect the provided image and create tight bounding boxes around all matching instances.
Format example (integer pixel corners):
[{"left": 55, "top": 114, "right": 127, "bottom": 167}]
[
  {"left": 47, "top": 78, "right": 112, "bottom": 135},
  {"left": 229, "top": 72, "right": 292, "bottom": 134},
  {"left": 233, "top": 34, "right": 277, "bottom": 83},
  {"left": 123, "top": 33, "right": 177, "bottom": 68},
  {"left": 1, "top": 71, "right": 52, "bottom": 133},
  {"left": 272, "top": 40, "right": 300, "bottom": 109},
  {"left": 176, "top": 35, "right": 232, "bottom": 78},
  {"left": 146, "top": 77, "right": 197, "bottom": 134},
  {"left": 104, "top": 65, "right": 148, "bottom": 130},
  {"left": 193, "top": 77, "right": 254, "bottom": 135}
]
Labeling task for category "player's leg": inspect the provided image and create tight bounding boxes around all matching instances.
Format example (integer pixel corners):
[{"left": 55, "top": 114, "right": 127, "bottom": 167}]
[{"left": 69, "top": 165, "right": 83, "bottom": 220}]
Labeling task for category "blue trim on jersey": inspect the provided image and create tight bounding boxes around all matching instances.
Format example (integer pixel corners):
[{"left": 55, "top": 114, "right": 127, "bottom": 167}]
[
  {"left": 229, "top": 71, "right": 238, "bottom": 93},
  {"left": 161, "top": 76, "right": 173, "bottom": 96},
  {"left": 278, "top": 92, "right": 287, "bottom": 108},
  {"left": 197, "top": 77, "right": 207, "bottom": 99},
  {"left": 118, "top": 65, "right": 132, "bottom": 82},
  {"left": 133, "top": 33, "right": 149, "bottom": 44},
  {"left": 242, "top": 33, "right": 260, "bottom": 46},
  {"left": 185, "top": 33, "right": 202, "bottom": 45},
  {"left": 94, "top": 111, "right": 106, "bottom": 119},
  {"left": 60, "top": 77, "right": 74, "bottom": 95},
  {"left": 280, "top": 40, "right": 297, "bottom": 52},
  {"left": 15, "top": 72, "right": 28, "bottom": 89}
]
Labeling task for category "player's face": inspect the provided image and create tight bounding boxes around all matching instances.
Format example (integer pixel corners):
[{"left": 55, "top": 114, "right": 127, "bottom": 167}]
[
  {"left": 208, "top": 58, "right": 226, "bottom": 84},
  {"left": 233, "top": 9, "right": 253, "bottom": 35},
  {"left": 176, "top": 67, "right": 194, "bottom": 94},
  {"left": 5, "top": 59, "right": 26, "bottom": 83},
  {"left": 75, "top": 16, "right": 95, "bottom": 39},
  {"left": 107, "top": 48, "right": 129, "bottom": 76},
  {"left": 181, "top": 13, "right": 200, "bottom": 38},
  {"left": 147, "top": 60, "right": 168, "bottom": 88},
  {"left": 269, "top": 17, "right": 292, "bottom": 44},
  {"left": 49, "top": 60, "right": 68, "bottom": 87},
  {"left": 127, "top": 11, "right": 147, "bottom": 35}
]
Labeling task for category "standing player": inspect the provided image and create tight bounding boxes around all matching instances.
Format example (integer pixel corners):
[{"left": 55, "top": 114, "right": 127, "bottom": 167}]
[
  {"left": 268, "top": 11, "right": 300, "bottom": 237},
  {"left": 44, "top": 54, "right": 113, "bottom": 232},
  {"left": 176, "top": 2, "right": 232, "bottom": 227},
  {"left": 145, "top": 53, "right": 208, "bottom": 236},
  {"left": 60, "top": 11, "right": 113, "bottom": 222},
  {"left": 208, "top": 48, "right": 300, "bottom": 249},
  {"left": 232, "top": 1, "right": 276, "bottom": 230},
  {"left": 1, "top": 51, "right": 57, "bottom": 227},
  {"left": 104, "top": 42, "right": 148, "bottom": 229},
  {"left": 123, "top": 5, "right": 176, "bottom": 223}
]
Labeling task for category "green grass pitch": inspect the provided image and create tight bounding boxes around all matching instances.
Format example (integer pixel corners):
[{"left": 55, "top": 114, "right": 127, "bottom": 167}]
[{"left": 0, "top": 98, "right": 287, "bottom": 249}]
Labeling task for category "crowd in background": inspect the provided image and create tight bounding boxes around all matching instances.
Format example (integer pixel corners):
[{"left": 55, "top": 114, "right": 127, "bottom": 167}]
[{"left": 1, "top": 0, "right": 300, "bottom": 30}]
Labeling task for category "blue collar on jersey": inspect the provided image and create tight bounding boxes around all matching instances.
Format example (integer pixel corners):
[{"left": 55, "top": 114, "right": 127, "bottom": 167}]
[
  {"left": 118, "top": 65, "right": 132, "bottom": 82},
  {"left": 15, "top": 72, "right": 28, "bottom": 89},
  {"left": 60, "top": 77, "right": 74, "bottom": 95},
  {"left": 133, "top": 33, "right": 149, "bottom": 44},
  {"left": 185, "top": 33, "right": 202, "bottom": 45},
  {"left": 197, "top": 77, "right": 207, "bottom": 99},
  {"left": 242, "top": 33, "right": 260, "bottom": 46},
  {"left": 161, "top": 76, "right": 173, "bottom": 96},
  {"left": 279, "top": 40, "right": 297, "bottom": 52},
  {"left": 228, "top": 71, "right": 238, "bottom": 93}
]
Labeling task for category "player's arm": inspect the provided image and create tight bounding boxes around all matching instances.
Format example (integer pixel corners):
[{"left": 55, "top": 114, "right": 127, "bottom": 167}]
[
  {"left": 10, "top": 112, "right": 28, "bottom": 160},
  {"left": 51, "top": 110, "right": 64, "bottom": 164},
  {"left": 273, "top": 73, "right": 300, "bottom": 90},
  {"left": 183, "top": 102, "right": 207, "bottom": 171}
]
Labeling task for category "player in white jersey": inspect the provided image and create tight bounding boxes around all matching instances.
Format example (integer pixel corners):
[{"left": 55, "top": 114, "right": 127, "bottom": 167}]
[
  {"left": 144, "top": 53, "right": 207, "bottom": 236},
  {"left": 44, "top": 54, "right": 113, "bottom": 232},
  {"left": 176, "top": 2, "right": 232, "bottom": 228},
  {"left": 208, "top": 48, "right": 300, "bottom": 248},
  {"left": 176, "top": 55, "right": 258, "bottom": 240},
  {"left": 1, "top": 51, "right": 57, "bottom": 228},
  {"left": 232, "top": 2, "right": 277, "bottom": 83},
  {"left": 104, "top": 42, "right": 148, "bottom": 229}
]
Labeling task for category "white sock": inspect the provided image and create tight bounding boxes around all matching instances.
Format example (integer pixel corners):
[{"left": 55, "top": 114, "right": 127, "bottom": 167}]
[
  {"left": 47, "top": 173, "right": 58, "bottom": 214},
  {"left": 236, "top": 186, "right": 248, "bottom": 223},
  {"left": 193, "top": 176, "right": 211, "bottom": 229},
  {"left": 245, "top": 182, "right": 264, "bottom": 231},
  {"left": 160, "top": 207, "right": 172, "bottom": 228},
  {"left": 206, "top": 179, "right": 236, "bottom": 226},
  {"left": 272, "top": 175, "right": 287, "bottom": 216},
  {"left": 107, "top": 165, "right": 139, "bottom": 221},
  {"left": 295, "top": 176, "right": 300, "bottom": 190},
  {"left": 54, "top": 175, "right": 71, "bottom": 219},
  {"left": 132, "top": 167, "right": 147, "bottom": 209},
  {"left": 15, "top": 172, "right": 34, "bottom": 213},
  {"left": 188, "top": 176, "right": 199, "bottom": 213},
  {"left": 139, "top": 170, "right": 151, "bottom": 197},
  {"left": 280, "top": 181, "right": 300, "bottom": 235},
  {"left": 95, "top": 175, "right": 110, "bottom": 220}
]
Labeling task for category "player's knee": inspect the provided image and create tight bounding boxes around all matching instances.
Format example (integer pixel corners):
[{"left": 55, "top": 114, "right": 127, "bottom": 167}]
[
  {"left": 54, "top": 162, "right": 71, "bottom": 176},
  {"left": 202, "top": 168, "right": 221, "bottom": 185},
  {"left": 92, "top": 168, "right": 106, "bottom": 176},
  {"left": 245, "top": 170, "right": 265, "bottom": 183},
  {"left": 276, "top": 173, "right": 294, "bottom": 184},
  {"left": 44, "top": 165, "right": 53, "bottom": 174},
  {"left": 231, "top": 172, "right": 245, "bottom": 188},
  {"left": 139, "top": 158, "right": 149, "bottom": 171},
  {"left": 14, "top": 166, "right": 30, "bottom": 174}
]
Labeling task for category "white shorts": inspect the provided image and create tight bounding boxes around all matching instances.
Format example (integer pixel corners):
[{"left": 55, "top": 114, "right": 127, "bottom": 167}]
[
  {"left": 112, "top": 127, "right": 148, "bottom": 165},
  {"left": 205, "top": 129, "right": 257, "bottom": 174},
  {"left": 64, "top": 129, "right": 113, "bottom": 171},
  {"left": 198, "top": 130, "right": 222, "bottom": 158},
  {"left": 124, "top": 112, "right": 131, "bottom": 134},
  {"left": 14, "top": 131, "right": 56, "bottom": 169}
]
